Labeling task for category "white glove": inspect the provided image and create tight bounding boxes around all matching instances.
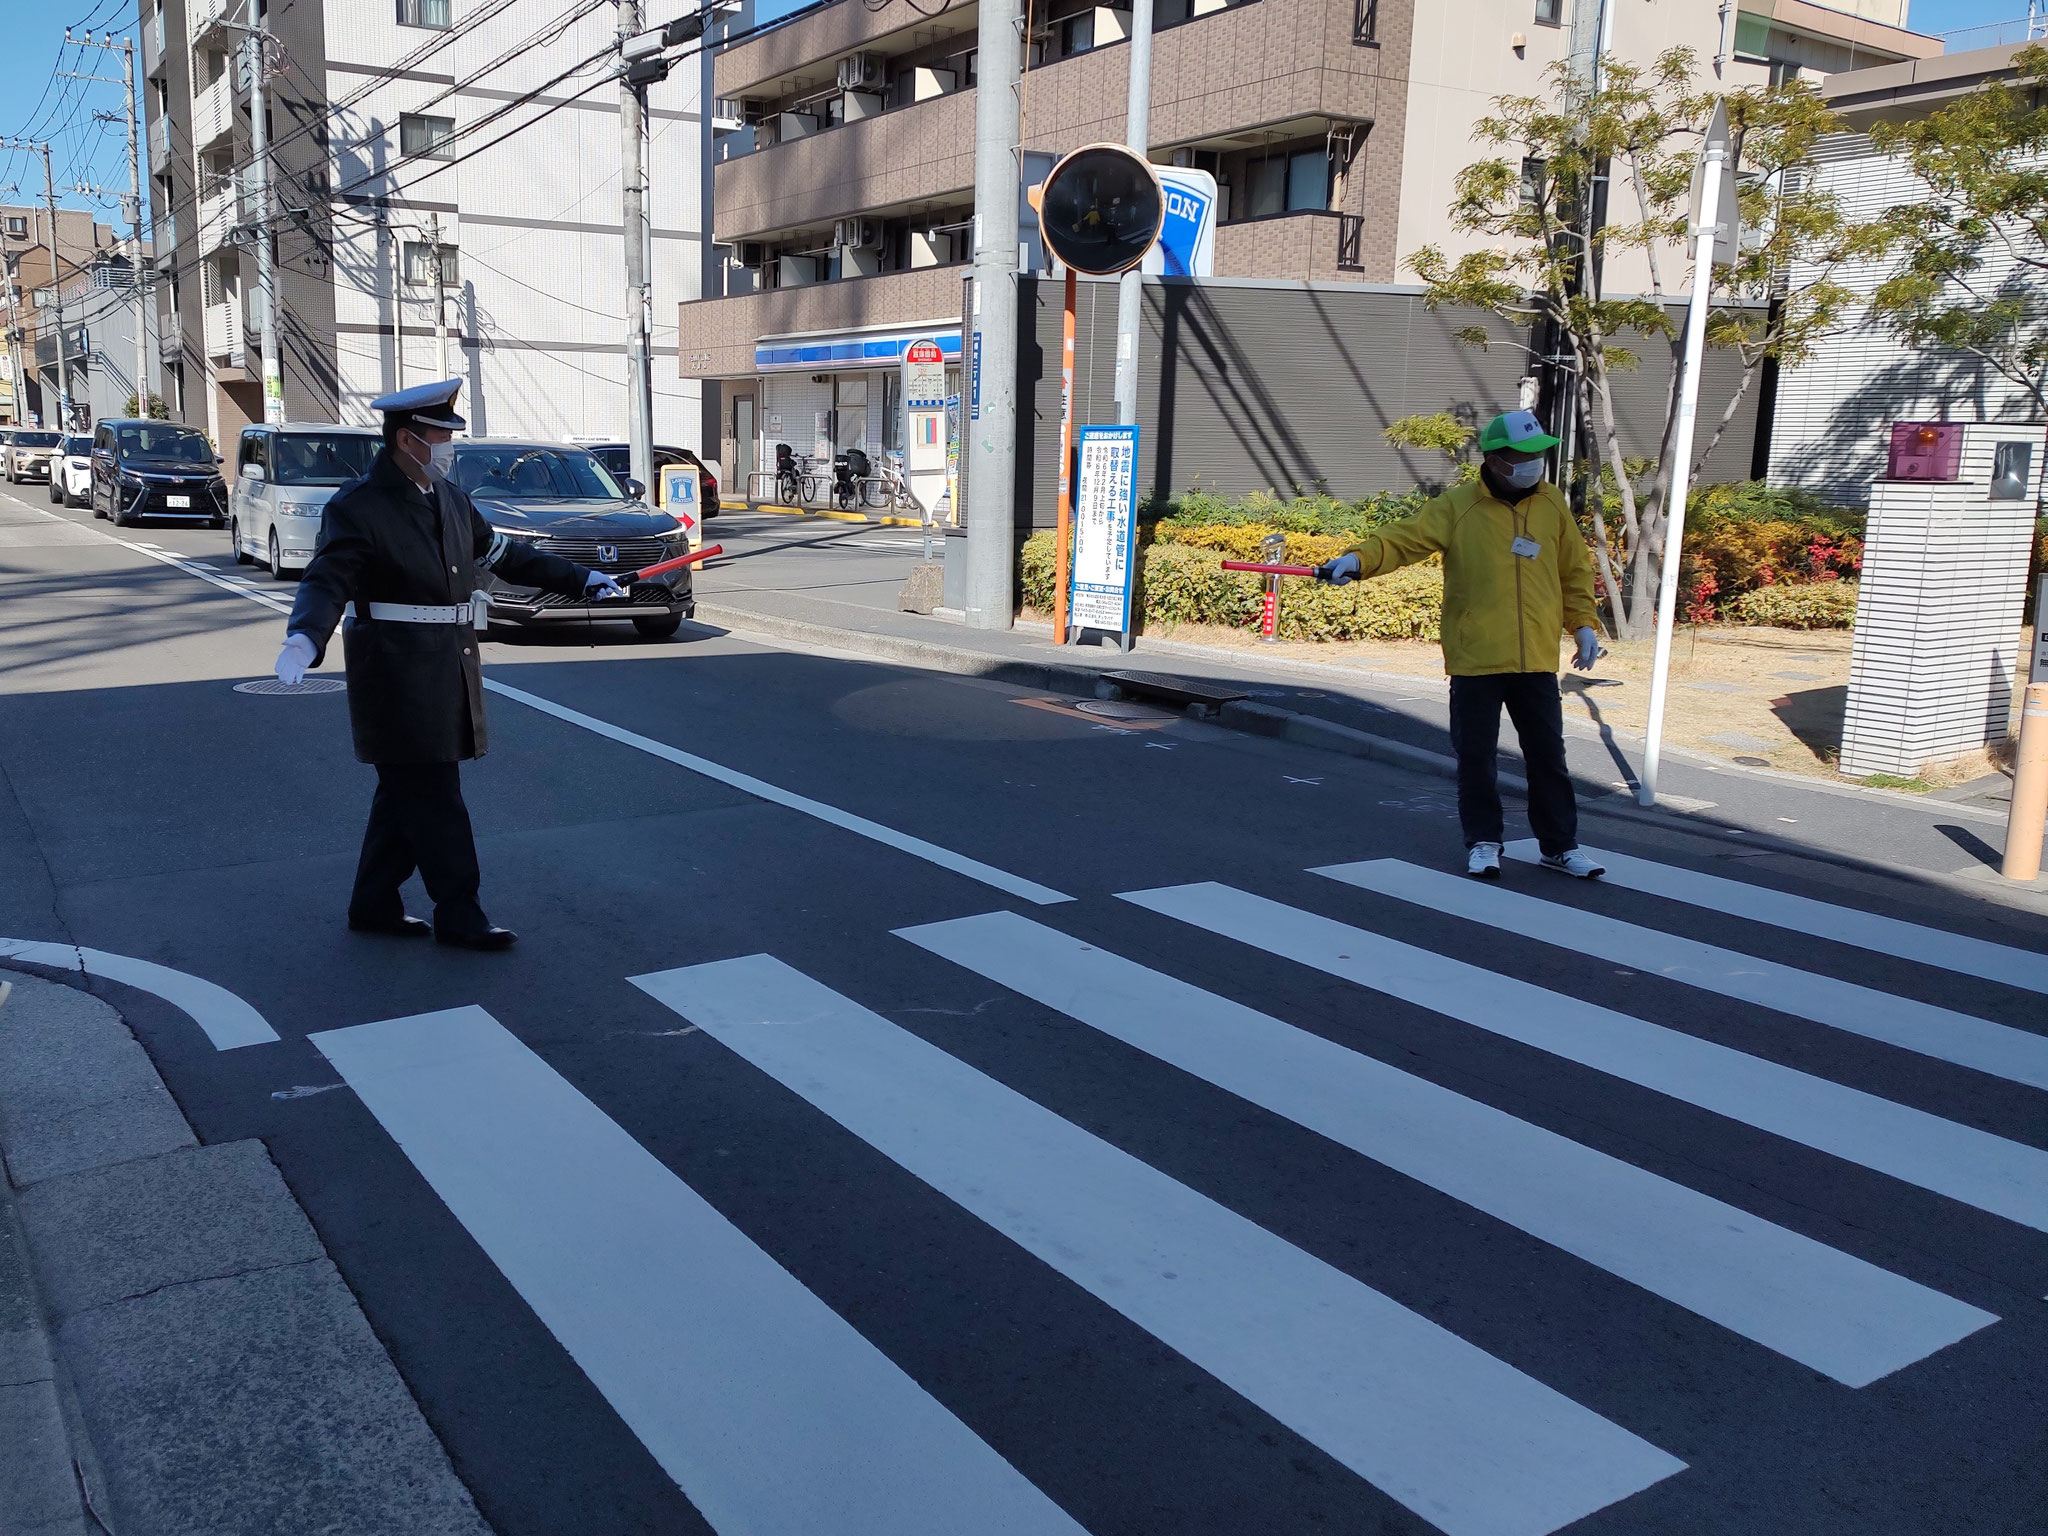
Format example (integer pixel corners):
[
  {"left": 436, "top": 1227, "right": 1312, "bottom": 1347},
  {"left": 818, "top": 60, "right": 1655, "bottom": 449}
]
[
  {"left": 585, "top": 571, "right": 627, "bottom": 601},
  {"left": 274, "top": 633, "right": 316, "bottom": 686},
  {"left": 1571, "top": 626, "right": 1603, "bottom": 671}
]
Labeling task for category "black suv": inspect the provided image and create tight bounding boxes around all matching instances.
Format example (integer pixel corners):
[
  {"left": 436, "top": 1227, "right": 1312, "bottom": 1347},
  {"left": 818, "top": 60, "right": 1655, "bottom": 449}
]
[{"left": 91, "top": 419, "right": 228, "bottom": 527}]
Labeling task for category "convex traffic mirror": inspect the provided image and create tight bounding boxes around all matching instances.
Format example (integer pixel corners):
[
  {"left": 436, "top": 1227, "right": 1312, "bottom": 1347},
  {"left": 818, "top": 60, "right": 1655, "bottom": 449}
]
[{"left": 1037, "top": 143, "right": 1165, "bottom": 275}]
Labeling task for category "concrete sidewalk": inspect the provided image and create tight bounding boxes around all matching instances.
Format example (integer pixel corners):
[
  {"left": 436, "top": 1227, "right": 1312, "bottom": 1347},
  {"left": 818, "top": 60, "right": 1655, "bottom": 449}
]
[
  {"left": 0, "top": 971, "right": 492, "bottom": 1536},
  {"left": 688, "top": 577, "right": 2048, "bottom": 906}
]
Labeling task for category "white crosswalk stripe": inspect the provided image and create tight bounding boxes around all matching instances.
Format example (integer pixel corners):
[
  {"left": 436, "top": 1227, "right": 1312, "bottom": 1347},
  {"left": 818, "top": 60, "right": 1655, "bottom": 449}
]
[
  {"left": 631, "top": 954, "right": 1687, "bottom": 1536},
  {"left": 1316, "top": 859, "right": 2048, "bottom": 1090},
  {"left": 1123, "top": 882, "right": 2048, "bottom": 1230},
  {"left": 311, "top": 1006, "right": 1089, "bottom": 1536},
  {"left": 896, "top": 910, "right": 1995, "bottom": 1386},
  {"left": 1503, "top": 840, "right": 2048, "bottom": 994}
]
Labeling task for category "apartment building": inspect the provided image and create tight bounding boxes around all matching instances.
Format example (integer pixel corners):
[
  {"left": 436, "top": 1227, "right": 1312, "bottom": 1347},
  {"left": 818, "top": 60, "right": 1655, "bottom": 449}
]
[
  {"left": 681, "top": 0, "right": 1936, "bottom": 510},
  {"left": 139, "top": 0, "right": 710, "bottom": 458},
  {"left": 0, "top": 207, "right": 132, "bottom": 426},
  {"left": 1767, "top": 41, "right": 2048, "bottom": 505}
]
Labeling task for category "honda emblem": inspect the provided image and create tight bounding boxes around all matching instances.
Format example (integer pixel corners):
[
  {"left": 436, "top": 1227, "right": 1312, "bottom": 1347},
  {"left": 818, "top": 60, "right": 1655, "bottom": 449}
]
[{"left": 597, "top": 544, "right": 618, "bottom": 564}]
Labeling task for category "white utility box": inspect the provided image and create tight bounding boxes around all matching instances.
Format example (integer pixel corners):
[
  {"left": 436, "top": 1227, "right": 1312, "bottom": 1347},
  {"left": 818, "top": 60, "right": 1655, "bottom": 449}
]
[{"left": 1839, "top": 422, "right": 2044, "bottom": 778}]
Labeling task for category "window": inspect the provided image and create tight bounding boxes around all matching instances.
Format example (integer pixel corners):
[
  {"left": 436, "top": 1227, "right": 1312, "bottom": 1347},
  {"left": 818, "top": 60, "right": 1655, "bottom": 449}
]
[
  {"left": 272, "top": 432, "right": 380, "bottom": 485},
  {"left": 237, "top": 429, "right": 268, "bottom": 472},
  {"left": 1519, "top": 156, "right": 1547, "bottom": 212},
  {"left": 397, "top": 0, "right": 451, "bottom": 28},
  {"left": 1354, "top": 0, "right": 1377, "bottom": 45},
  {"left": 1061, "top": 11, "right": 1096, "bottom": 54},
  {"left": 3, "top": 216, "right": 24, "bottom": 238},
  {"left": 400, "top": 113, "right": 456, "bottom": 159},
  {"left": 1534, "top": 0, "right": 1562, "bottom": 24},
  {"left": 403, "top": 240, "right": 457, "bottom": 287},
  {"left": 451, "top": 445, "right": 626, "bottom": 502},
  {"left": 1244, "top": 149, "right": 1329, "bottom": 218},
  {"left": 1286, "top": 149, "right": 1330, "bottom": 212}
]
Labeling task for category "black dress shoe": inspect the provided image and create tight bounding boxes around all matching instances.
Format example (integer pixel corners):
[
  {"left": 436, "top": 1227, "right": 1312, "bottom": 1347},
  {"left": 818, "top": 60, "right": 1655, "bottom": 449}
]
[
  {"left": 348, "top": 914, "right": 433, "bottom": 937},
  {"left": 435, "top": 925, "right": 518, "bottom": 951}
]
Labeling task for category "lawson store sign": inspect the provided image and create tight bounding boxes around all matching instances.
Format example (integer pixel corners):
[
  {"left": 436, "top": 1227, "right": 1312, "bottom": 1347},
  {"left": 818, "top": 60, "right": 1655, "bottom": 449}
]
[{"left": 755, "top": 328, "right": 963, "bottom": 375}]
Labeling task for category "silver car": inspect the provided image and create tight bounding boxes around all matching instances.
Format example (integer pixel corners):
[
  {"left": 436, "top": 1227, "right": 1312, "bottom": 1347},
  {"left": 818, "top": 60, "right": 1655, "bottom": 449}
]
[
  {"left": 3, "top": 429, "right": 62, "bottom": 485},
  {"left": 228, "top": 423, "right": 381, "bottom": 579}
]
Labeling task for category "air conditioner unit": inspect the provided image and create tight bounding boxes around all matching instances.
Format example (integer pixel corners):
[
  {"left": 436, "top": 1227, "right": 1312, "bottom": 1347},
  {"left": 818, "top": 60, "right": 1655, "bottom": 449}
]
[
  {"left": 833, "top": 218, "right": 881, "bottom": 251},
  {"left": 837, "top": 52, "right": 882, "bottom": 90}
]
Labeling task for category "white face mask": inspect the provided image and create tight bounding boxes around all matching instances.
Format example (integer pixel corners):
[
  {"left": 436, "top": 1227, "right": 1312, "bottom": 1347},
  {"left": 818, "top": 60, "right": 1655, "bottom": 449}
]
[
  {"left": 1497, "top": 457, "right": 1543, "bottom": 491},
  {"left": 427, "top": 441, "right": 456, "bottom": 480}
]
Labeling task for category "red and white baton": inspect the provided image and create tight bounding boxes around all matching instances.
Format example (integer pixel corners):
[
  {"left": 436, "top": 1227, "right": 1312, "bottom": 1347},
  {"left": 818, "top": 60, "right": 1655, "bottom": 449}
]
[
  {"left": 1220, "top": 560, "right": 1318, "bottom": 577},
  {"left": 617, "top": 543, "right": 724, "bottom": 583}
]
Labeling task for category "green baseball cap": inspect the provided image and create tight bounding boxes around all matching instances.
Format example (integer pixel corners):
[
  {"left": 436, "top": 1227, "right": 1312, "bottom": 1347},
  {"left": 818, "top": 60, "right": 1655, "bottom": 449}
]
[{"left": 1477, "top": 409, "right": 1560, "bottom": 453}]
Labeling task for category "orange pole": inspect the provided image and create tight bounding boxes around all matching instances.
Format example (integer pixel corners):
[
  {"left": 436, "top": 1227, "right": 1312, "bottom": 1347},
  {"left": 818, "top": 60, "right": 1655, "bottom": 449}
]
[{"left": 1053, "top": 266, "right": 1077, "bottom": 643}]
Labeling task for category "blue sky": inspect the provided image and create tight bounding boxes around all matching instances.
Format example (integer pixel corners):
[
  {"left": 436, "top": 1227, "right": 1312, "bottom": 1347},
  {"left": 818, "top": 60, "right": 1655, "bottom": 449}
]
[{"left": 0, "top": 0, "right": 2024, "bottom": 220}]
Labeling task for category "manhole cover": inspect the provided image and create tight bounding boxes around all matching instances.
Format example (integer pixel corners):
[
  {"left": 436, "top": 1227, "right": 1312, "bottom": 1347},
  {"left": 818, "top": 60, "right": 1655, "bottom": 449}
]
[
  {"left": 1075, "top": 699, "right": 1173, "bottom": 721},
  {"left": 234, "top": 679, "right": 346, "bottom": 695}
]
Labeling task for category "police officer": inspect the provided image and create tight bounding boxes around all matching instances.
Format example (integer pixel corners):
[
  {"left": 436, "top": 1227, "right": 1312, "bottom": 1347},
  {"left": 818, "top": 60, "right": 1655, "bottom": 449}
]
[
  {"left": 1315, "top": 409, "right": 1607, "bottom": 882},
  {"left": 272, "top": 380, "right": 625, "bottom": 949}
]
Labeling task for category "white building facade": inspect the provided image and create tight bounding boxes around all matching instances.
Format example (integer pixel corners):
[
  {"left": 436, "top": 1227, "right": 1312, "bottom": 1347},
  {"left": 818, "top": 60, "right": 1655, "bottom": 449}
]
[{"left": 145, "top": 0, "right": 707, "bottom": 456}]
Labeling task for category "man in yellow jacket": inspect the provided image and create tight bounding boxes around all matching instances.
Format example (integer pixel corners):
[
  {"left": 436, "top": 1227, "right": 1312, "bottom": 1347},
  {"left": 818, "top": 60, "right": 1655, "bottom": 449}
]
[{"left": 1315, "top": 409, "right": 1606, "bottom": 881}]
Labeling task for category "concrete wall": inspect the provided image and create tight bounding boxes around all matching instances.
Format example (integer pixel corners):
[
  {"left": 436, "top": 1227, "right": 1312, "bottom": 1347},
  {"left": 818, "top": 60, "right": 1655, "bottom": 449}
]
[{"left": 1015, "top": 274, "right": 1764, "bottom": 526}]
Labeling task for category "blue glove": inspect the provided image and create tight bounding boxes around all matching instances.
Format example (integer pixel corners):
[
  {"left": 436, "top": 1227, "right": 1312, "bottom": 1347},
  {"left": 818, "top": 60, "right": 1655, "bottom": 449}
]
[
  {"left": 1315, "top": 552, "right": 1361, "bottom": 586},
  {"left": 1572, "top": 626, "right": 1603, "bottom": 670}
]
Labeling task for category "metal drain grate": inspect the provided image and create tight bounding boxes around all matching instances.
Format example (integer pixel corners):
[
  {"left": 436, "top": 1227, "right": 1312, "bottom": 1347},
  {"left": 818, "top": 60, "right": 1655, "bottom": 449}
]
[
  {"left": 1075, "top": 699, "right": 1173, "bottom": 721},
  {"left": 234, "top": 678, "right": 347, "bottom": 695}
]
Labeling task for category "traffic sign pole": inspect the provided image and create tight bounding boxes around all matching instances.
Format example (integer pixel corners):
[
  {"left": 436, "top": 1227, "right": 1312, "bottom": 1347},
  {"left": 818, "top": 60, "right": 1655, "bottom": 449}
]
[{"left": 1054, "top": 266, "right": 1077, "bottom": 642}]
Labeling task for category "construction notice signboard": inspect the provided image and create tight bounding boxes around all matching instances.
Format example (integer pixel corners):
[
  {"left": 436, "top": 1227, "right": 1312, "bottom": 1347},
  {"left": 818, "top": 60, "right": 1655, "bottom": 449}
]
[{"left": 1071, "top": 423, "right": 1139, "bottom": 642}]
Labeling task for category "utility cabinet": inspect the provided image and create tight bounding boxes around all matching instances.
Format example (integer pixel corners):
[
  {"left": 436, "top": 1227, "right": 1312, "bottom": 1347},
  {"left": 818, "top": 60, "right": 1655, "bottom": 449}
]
[{"left": 1839, "top": 422, "right": 2043, "bottom": 778}]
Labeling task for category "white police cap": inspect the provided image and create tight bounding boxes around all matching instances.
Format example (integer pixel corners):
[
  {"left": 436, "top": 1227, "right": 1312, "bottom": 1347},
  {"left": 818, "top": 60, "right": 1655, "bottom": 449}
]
[{"left": 368, "top": 378, "right": 467, "bottom": 431}]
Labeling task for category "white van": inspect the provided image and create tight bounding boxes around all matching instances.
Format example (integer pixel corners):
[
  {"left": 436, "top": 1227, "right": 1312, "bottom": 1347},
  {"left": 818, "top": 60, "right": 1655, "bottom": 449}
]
[{"left": 229, "top": 423, "right": 380, "bottom": 578}]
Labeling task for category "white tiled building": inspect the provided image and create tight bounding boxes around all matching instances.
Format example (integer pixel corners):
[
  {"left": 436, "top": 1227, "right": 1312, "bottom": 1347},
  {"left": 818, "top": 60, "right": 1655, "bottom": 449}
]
[{"left": 142, "top": 0, "right": 710, "bottom": 455}]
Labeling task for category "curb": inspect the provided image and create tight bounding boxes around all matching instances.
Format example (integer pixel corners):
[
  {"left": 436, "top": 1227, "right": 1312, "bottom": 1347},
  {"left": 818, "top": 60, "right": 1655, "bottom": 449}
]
[
  {"left": 744, "top": 502, "right": 871, "bottom": 523},
  {"left": 0, "top": 968, "right": 496, "bottom": 1536}
]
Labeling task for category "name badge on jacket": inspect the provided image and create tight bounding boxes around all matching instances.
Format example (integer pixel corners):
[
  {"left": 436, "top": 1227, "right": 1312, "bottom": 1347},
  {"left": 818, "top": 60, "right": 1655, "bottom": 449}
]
[{"left": 1510, "top": 535, "right": 1541, "bottom": 559}]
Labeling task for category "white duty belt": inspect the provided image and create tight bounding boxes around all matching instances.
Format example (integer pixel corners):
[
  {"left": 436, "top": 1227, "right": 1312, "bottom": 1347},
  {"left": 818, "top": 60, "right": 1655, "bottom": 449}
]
[{"left": 344, "top": 592, "right": 491, "bottom": 629}]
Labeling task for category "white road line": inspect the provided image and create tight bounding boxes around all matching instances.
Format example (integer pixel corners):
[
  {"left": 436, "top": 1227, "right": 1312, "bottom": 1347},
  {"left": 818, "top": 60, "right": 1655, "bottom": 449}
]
[
  {"left": 897, "top": 912, "right": 1994, "bottom": 1387},
  {"left": 632, "top": 954, "right": 1684, "bottom": 1536},
  {"left": 25, "top": 507, "right": 1072, "bottom": 906},
  {"left": 1318, "top": 860, "right": 2048, "bottom": 1091},
  {"left": 1504, "top": 840, "right": 2048, "bottom": 995},
  {"left": 311, "top": 1006, "right": 1088, "bottom": 1536},
  {"left": 0, "top": 937, "right": 278, "bottom": 1048},
  {"left": 1122, "top": 883, "right": 2048, "bottom": 1233},
  {"left": 487, "top": 680, "right": 1071, "bottom": 905}
]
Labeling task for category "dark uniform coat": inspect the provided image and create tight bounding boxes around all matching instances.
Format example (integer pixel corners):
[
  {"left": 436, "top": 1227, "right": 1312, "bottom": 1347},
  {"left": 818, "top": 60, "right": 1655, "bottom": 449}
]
[{"left": 287, "top": 448, "right": 588, "bottom": 764}]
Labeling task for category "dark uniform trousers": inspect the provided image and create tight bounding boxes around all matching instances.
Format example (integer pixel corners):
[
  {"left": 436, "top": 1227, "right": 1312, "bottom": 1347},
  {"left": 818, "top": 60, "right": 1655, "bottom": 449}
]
[
  {"left": 1448, "top": 671, "right": 1577, "bottom": 857},
  {"left": 288, "top": 448, "right": 590, "bottom": 937},
  {"left": 349, "top": 763, "right": 488, "bottom": 934}
]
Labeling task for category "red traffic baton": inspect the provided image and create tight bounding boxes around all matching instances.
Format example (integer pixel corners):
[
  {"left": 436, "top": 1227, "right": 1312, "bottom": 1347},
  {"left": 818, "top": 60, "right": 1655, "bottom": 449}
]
[
  {"left": 1220, "top": 560, "right": 1318, "bottom": 577},
  {"left": 619, "top": 543, "right": 723, "bottom": 583}
]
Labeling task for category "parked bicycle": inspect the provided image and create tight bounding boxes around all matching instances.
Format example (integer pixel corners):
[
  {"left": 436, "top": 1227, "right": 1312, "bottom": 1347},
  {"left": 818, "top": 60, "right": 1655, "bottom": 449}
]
[{"left": 773, "top": 442, "right": 802, "bottom": 506}]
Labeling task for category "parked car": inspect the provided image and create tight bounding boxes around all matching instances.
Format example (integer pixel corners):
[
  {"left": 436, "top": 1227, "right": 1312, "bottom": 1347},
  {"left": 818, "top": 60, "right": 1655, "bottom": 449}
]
[
  {"left": 584, "top": 442, "right": 719, "bottom": 518},
  {"left": 3, "top": 429, "right": 63, "bottom": 485},
  {"left": 91, "top": 420, "right": 227, "bottom": 527},
  {"left": 228, "top": 422, "right": 381, "bottom": 579},
  {"left": 450, "top": 440, "right": 696, "bottom": 639},
  {"left": 47, "top": 434, "right": 93, "bottom": 506}
]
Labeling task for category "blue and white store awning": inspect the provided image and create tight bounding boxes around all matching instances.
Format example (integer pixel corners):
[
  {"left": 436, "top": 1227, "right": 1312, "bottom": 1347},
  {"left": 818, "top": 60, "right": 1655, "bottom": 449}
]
[{"left": 754, "top": 324, "right": 962, "bottom": 374}]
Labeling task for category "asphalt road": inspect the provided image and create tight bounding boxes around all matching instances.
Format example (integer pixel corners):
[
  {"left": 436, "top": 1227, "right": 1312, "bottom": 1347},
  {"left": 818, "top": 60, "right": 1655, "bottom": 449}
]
[{"left": 2, "top": 482, "right": 2045, "bottom": 1536}]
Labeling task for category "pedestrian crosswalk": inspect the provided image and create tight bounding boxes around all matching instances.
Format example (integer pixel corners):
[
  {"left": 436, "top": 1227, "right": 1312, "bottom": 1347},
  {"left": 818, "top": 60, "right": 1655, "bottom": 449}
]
[{"left": 317, "top": 845, "right": 2046, "bottom": 1536}]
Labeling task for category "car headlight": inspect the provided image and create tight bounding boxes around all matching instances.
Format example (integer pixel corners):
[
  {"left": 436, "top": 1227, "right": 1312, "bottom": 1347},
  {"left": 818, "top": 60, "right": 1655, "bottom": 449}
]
[{"left": 277, "top": 498, "right": 324, "bottom": 518}]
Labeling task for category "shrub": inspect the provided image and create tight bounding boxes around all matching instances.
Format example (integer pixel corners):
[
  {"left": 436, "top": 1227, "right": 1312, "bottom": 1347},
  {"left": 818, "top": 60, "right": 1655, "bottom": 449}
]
[
  {"left": 1722, "top": 581, "right": 1858, "bottom": 629},
  {"left": 1021, "top": 531, "right": 1443, "bottom": 641},
  {"left": 1152, "top": 524, "right": 1356, "bottom": 565}
]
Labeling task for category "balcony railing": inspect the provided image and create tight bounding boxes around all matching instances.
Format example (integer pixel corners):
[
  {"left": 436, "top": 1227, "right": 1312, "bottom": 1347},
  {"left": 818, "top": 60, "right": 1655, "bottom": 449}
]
[
  {"left": 203, "top": 298, "right": 240, "bottom": 362},
  {"left": 193, "top": 70, "right": 239, "bottom": 152},
  {"left": 1214, "top": 209, "right": 1373, "bottom": 282}
]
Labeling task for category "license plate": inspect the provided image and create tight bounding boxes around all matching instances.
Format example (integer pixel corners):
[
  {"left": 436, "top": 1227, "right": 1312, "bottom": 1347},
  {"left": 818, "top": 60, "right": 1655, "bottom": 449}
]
[{"left": 166, "top": 495, "right": 190, "bottom": 508}]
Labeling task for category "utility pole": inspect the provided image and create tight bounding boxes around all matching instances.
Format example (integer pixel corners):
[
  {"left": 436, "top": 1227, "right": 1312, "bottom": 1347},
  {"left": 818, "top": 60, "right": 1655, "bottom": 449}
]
[
  {"left": 245, "top": 15, "right": 283, "bottom": 423},
  {"left": 2, "top": 255, "right": 25, "bottom": 427},
  {"left": 1112, "top": 0, "right": 1154, "bottom": 426},
  {"left": 618, "top": 0, "right": 656, "bottom": 494},
  {"left": 964, "top": 0, "right": 1022, "bottom": 630},
  {"left": 68, "top": 30, "right": 150, "bottom": 418},
  {"left": 429, "top": 211, "right": 450, "bottom": 379},
  {"left": 0, "top": 141, "right": 79, "bottom": 430}
]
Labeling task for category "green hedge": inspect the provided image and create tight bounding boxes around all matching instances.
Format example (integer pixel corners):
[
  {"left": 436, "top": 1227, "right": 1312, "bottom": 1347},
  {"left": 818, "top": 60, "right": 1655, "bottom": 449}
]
[
  {"left": 1722, "top": 581, "right": 1859, "bottom": 629},
  {"left": 1022, "top": 531, "right": 1443, "bottom": 641}
]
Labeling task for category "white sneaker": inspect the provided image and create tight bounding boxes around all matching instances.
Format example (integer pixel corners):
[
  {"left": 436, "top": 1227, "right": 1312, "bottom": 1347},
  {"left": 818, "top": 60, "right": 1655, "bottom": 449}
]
[
  {"left": 1540, "top": 848, "right": 1606, "bottom": 879},
  {"left": 1466, "top": 841, "right": 1503, "bottom": 879}
]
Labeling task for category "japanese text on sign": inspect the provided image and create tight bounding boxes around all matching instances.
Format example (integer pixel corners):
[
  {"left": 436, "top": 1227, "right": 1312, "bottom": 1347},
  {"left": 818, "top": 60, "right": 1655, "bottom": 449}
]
[{"left": 1071, "top": 424, "right": 1139, "bottom": 634}]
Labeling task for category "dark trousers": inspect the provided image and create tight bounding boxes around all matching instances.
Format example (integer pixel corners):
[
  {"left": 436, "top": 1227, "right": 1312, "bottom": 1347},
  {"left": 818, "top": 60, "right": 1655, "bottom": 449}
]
[
  {"left": 348, "top": 762, "right": 490, "bottom": 935},
  {"left": 1448, "top": 672, "right": 1578, "bottom": 856}
]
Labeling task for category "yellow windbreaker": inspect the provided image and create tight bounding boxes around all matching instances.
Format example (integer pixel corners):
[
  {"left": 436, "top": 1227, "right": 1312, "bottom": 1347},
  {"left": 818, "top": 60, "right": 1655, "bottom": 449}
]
[{"left": 1342, "top": 479, "right": 1600, "bottom": 677}]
